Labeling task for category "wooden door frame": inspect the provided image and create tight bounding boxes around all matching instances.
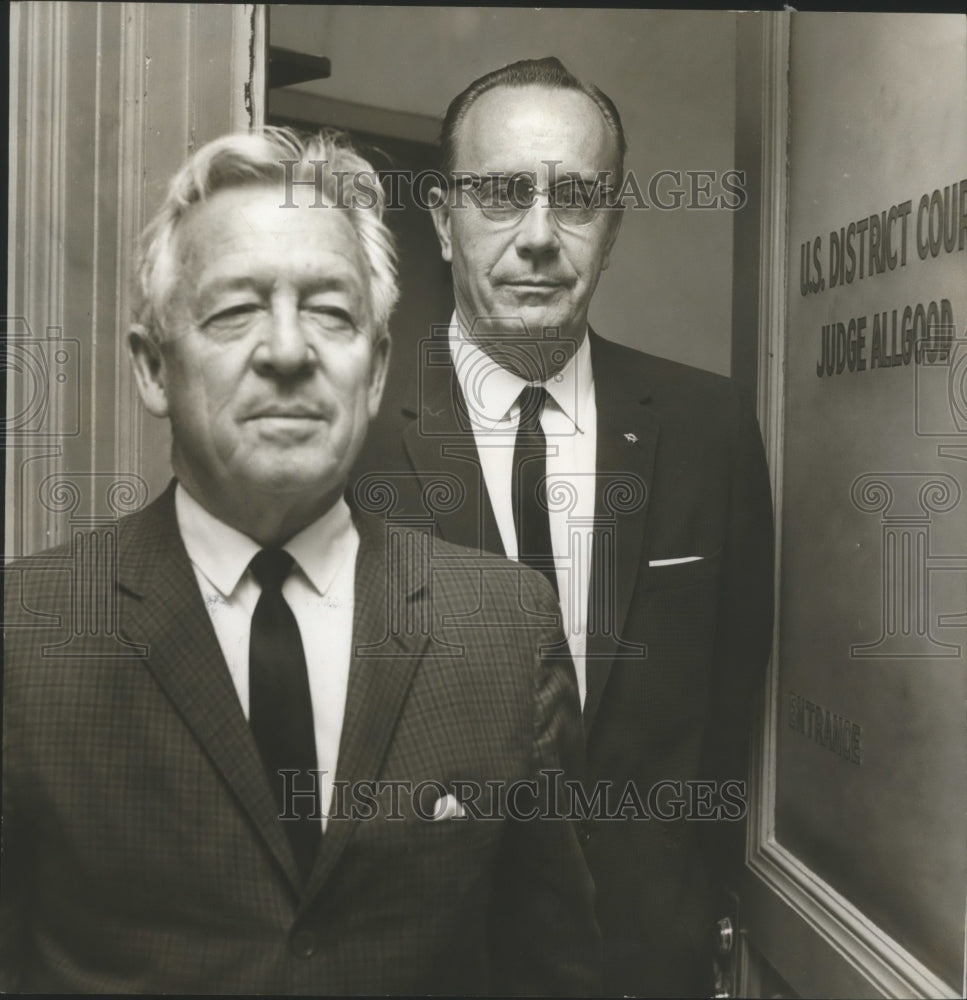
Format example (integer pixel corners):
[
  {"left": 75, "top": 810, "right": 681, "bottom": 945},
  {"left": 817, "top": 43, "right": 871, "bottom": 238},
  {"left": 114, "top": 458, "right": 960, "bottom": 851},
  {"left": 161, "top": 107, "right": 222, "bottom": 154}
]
[{"left": 737, "top": 12, "right": 961, "bottom": 999}]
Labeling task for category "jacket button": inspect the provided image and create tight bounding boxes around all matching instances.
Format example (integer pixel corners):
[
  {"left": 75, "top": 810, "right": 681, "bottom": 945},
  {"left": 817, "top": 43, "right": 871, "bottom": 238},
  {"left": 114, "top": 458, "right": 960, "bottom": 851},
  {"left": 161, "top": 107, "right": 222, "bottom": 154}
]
[
  {"left": 290, "top": 929, "right": 318, "bottom": 959},
  {"left": 578, "top": 823, "right": 592, "bottom": 845}
]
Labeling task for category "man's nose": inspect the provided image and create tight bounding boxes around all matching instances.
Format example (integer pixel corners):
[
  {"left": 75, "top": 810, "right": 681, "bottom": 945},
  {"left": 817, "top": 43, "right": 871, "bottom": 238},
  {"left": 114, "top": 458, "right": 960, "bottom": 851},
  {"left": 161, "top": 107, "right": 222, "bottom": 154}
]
[
  {"left": 253, "top": 303, "right": 315, "bottom": 376},
  {"left": 513, "top": 200, "right": 561, "bottom": 258}
]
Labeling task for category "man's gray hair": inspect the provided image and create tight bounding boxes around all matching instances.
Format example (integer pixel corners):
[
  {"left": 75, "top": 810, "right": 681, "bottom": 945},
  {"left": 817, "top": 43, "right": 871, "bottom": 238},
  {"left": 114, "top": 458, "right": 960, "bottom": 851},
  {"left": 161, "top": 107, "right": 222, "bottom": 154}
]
[{"left": 134, "top": 127, "right": 399, "bottom": 342}]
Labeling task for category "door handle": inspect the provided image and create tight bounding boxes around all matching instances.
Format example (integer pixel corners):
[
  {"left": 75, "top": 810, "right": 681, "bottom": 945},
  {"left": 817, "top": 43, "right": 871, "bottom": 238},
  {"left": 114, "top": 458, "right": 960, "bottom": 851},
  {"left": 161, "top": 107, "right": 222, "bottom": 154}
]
[{"left": 713, "top": 911, "right": 737, "bottom": 998}]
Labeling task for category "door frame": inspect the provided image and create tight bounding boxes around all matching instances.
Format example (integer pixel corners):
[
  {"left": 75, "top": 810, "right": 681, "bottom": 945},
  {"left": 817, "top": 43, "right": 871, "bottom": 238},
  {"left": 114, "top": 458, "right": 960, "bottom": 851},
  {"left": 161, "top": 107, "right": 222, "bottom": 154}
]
[
  {"left": 737, "top": 12, "right": 962, "bottom": 999},
  {"left": 6, "top": 1, "right": 267, "bottom": 557}
]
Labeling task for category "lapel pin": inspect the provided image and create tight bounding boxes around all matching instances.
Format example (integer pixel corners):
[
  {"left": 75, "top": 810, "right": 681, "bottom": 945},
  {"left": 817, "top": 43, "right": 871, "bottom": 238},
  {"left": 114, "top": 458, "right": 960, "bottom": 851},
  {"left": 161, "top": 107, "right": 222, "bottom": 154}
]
[{"left": 624, "top": 432, "right": 638, "bottom": 444}]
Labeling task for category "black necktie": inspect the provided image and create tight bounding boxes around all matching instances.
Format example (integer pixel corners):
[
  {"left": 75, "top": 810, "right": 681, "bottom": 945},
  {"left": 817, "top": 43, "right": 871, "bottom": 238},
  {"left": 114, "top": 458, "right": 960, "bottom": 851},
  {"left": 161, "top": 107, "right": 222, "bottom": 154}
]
[
  {"left": 248, "top": 548, "right": 320, "bottom": 883},
  {"left": 511, "top": 384, "right": 557, "bottom": 594}
]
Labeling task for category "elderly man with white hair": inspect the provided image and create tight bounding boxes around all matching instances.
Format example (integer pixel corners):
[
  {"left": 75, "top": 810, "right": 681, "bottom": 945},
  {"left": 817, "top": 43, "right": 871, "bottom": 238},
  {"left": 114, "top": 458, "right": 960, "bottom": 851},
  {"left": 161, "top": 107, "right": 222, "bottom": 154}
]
[{"left": 1, "top": 128, "right": 599, "bottom": 995}]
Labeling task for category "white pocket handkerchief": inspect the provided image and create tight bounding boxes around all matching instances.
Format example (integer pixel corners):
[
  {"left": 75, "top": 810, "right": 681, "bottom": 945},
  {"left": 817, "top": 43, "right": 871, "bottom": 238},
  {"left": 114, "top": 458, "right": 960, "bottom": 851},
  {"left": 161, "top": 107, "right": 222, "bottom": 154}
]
[
  {"left": 648, "top": 556, "right": 704, "bottom": 567},
  {"left": 431, "top": 793, "right": 467, "bottom": 821}
]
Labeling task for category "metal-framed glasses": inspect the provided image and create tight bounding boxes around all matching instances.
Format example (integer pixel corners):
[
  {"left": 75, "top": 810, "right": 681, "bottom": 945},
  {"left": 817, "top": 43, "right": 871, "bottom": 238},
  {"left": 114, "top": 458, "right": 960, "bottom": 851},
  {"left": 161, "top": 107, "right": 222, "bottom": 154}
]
[{"left": 450, "top": 173, "right": 617, "bottom": 226}]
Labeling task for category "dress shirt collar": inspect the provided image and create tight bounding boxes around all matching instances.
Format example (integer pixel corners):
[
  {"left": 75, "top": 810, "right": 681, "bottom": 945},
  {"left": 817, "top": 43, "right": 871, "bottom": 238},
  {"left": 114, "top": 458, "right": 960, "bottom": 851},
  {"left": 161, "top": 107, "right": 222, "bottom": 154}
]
[
  {"left": 175, "top": 482, "right": 355, "bottom": 598},
  {"left": 448, "top": 312, "right": 593, "bottom": 433}
]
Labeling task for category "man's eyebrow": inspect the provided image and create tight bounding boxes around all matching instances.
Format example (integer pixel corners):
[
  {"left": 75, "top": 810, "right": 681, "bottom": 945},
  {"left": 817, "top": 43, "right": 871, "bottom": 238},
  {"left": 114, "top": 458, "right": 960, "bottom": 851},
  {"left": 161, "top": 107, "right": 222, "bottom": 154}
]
[
  {"left": 194, "top": 269, "right": 361, "bottom": 296},
  {"left": 300, "top": 271, "right": 363, "bottom": 293},
  {"left": 194, "top": 275, "right": 260, "bottom": 294}
]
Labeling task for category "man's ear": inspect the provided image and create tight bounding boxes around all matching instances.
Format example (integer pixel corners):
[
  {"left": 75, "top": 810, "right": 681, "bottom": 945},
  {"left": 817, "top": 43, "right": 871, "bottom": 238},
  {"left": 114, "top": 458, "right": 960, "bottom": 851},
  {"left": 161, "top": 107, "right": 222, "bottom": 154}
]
[
  {"left": 428, "top": 187, "right": 453, "bottom": 263},
  {"left": 127, "top": 325, "right": 170, "bottom": 418},
  {"left": 600, "top": 205, "right": 625, "bottom": 272},
  {"left": 366, "top": 333, "right": 391, "bottom": 419}
]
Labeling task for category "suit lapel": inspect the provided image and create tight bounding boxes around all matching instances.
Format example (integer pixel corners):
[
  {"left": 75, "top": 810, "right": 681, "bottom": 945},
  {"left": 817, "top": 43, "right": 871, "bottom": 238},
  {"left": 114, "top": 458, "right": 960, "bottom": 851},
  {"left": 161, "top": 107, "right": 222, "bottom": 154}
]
[
  {"left": 401, "top": 356, "right": 503, "bottom": 555},
  {"left": 118, "top": 484, "right": 303, "bottom": 892},
  {"left": 583, "top": 333, "right": 658, "bottom": 733},
  {"left": 300, "top": 514, "right": 429, "bottom": 907},
  {"left": 397, "top": 329, "right": 660, "bottom": 733}
]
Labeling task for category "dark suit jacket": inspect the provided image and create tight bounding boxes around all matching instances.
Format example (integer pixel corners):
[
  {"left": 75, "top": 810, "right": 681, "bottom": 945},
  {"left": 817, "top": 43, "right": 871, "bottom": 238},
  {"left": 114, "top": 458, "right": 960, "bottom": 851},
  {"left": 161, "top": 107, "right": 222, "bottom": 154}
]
[
  {"left": 353, "top": 328, "right": 775, "bottom": 997},
  {"left": 1, "top": 482, "right": 599, "bottom": 995}
]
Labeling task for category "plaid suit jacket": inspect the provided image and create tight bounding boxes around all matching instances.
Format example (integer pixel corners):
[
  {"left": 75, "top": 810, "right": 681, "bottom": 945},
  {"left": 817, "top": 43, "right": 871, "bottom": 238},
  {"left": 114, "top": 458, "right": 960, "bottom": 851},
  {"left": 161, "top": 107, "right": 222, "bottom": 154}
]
[
  {"left": 1, "top": 483, "right": 599, "bottom": 994},
  {"left": 354, "top": 328, "right": 775, "bottom": 997}
]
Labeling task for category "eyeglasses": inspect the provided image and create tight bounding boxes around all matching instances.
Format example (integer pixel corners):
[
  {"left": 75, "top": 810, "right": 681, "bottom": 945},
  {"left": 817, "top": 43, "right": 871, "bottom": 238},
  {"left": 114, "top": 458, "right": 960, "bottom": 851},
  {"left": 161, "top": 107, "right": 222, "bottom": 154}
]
[{"left": 449, "top": 173, "right": 617, "bottom": 226}]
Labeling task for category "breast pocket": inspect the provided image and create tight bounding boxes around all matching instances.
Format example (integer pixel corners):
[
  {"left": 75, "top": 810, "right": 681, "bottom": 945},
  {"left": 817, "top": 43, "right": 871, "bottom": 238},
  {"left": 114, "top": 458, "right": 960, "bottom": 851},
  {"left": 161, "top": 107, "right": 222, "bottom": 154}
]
[{"left": 642, "top": 550, "right": 723, "bottom": 592}]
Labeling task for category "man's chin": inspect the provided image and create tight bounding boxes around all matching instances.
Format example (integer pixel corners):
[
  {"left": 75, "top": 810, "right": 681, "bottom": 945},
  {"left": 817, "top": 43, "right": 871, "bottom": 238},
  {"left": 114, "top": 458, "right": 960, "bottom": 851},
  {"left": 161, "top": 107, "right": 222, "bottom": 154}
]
[
  {"left": 470, "top": 318, "right": 580, "bottom": 380},
  {"left": 216, "top": 451, "right": 340, "bottom": 504},
  {"left": 244, "top": 471, "right": 342, "bottom": 500},
  {"left": 486, "top": 302, "right": 583, "bottom": 343}
]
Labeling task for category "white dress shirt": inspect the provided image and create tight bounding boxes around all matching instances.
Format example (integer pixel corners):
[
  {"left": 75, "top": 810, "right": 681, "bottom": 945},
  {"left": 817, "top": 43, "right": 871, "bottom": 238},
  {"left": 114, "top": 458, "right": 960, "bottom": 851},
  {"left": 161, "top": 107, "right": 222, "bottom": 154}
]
[
  {"left": 449, "top": 314, "right": 597, "bottom": 703},
  {"left": 175, "top": 483, "right": 358, "bottom": 829}
]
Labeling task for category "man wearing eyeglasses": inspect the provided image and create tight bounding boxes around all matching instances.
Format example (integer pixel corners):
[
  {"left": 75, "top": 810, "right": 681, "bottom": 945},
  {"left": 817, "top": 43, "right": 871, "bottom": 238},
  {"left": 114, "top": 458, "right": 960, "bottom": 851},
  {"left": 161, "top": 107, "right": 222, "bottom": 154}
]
[{"left": 354, "top": 57, "right": 774, "bottom": 998}]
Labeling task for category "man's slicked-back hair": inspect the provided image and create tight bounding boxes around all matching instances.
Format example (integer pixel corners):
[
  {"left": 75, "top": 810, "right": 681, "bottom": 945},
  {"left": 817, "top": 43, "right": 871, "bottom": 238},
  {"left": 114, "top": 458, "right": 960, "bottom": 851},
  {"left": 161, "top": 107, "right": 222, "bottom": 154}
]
[
  {"left": 439, "top": 56, "right": 627, "bottom": 178},
  {"left": 135, "top": 126, "right": 399, "bottom": 344}
]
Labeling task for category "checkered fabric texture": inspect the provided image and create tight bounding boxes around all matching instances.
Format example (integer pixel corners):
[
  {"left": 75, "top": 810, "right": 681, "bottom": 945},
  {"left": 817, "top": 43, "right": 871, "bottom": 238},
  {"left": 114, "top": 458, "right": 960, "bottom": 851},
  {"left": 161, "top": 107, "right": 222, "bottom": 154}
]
[{"left": 2, "top": 483, "right": 599, "bottom": 994}]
